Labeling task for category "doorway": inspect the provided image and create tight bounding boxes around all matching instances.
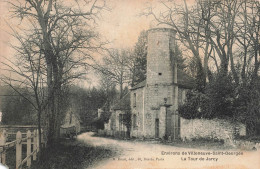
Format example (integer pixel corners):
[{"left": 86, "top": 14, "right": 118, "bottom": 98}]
[{"left": 155, "top": 118, "right": 159, "bottom": 138}]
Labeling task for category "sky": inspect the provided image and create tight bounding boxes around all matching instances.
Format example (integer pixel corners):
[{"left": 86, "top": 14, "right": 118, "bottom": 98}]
[
  {"left": 0, "top": 0, "right": 151, "bottom": 87},
  {"left": 0, "top": 0, "right": 194, "bottom": 88},
  {"left": 0, "top": 0, "right": 153, "bottom": 62}
]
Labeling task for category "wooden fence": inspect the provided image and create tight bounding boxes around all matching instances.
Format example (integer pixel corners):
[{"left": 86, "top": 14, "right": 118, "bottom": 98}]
[{"left": 0, "top": 129, "right": 44, "bottom": 169}]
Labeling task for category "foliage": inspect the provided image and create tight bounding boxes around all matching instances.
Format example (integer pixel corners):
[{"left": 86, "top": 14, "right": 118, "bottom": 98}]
[
  {"left": 179, "top": 75, "right": 260, "bottom": 135},
  {"left": 68, "top": 86, "right": 108, "bottom": 127},
  {"left": 194, "top": 60, "right": 206, "bottom": 92},
  {"left": 131, "top": 30, "right": 148, "bottom": 86},
  {"left": 121, "top": 96, "right": 131, "bottom": 138},
  {"left": 170, "top": 44, "right": 186, "bottom": 71},
  {"left": 123, "top": 110, "right": 131, "bottom": 138},
  {"left": 233, "top": 81, "right": 260, "bottom": 135},
  {"left": 1, "top": 87, "right": 37, "bottom": 125},
  {"left": 205, "top": 74, "right": 236, "bottom": 118},
  {"left": 178, "top": 90, "right": 209, "bottom": 119},
  {"left": 93, "top": 118, "right": 105, "bottom": 130},
  {"left": 179, "top": 74, "right": 236, "bottom": 119},
  {"left": 92, "top": 110, "right": 111, "bottom": 130}
]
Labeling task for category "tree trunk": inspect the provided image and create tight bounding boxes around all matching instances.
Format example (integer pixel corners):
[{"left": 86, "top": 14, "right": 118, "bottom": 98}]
[
  {"left": 120, "top": 82, "right": 123, "bottom": 99},
  {"left": 46, "top": 60, "right": 56, "bottom": 146},
  {"left": 37, "top": 109, "right": 42, "bottom": 159}
]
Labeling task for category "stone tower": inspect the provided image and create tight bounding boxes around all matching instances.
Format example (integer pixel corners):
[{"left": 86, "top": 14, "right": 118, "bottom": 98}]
[
  {"left": 144, "top": 28, "right": 178, "bottom": 138},
  {"left": 146, "top": 28, "right": 176, "bottom": 86}
]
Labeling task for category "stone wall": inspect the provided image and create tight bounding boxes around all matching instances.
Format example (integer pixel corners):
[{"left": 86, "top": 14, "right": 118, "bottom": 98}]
[
  {"left": 99, "top": 129, "right": 127, "bottom": 138},
  {"left": 131, "top": 87, "right": 145, "bottom": 138},
  {"left": 180, "top": 118, "right": 246, "bottom": 141}
]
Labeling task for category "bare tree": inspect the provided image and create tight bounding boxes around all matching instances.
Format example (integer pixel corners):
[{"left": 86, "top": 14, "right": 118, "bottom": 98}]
[
  {"left": 144, "top": 0, "right": 216, "bottom": 89},
  {"left": 145, "top": 0, "right": 259, "bottom": 86},
  {"left": 97, "top": 49, "right": 132, "bottom": 99},
  {"left": 5, "top": 0, "right": 108, "bottom": 145},
  {"left": 150, "top": 0, "right": 260, "bottom": 135},
  {"left": 99, "top": 73, "right": 117, "bottom": 109},
  {"left": 1, "top": 26, "right": 47, "bottom": 152},
  {"left": 234, "top": 0, "right": 259, "bottom": 84}
]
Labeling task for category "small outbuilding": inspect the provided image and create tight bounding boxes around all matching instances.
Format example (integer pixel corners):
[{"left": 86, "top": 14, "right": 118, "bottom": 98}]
[{"left": 60, "top": 109, "right": 81, "bottom": 137}]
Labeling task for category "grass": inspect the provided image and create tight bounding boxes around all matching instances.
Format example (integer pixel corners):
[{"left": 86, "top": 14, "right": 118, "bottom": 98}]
[
  {"left": 5, "top": 147, "right": 16, "bottom": 169},
  {"left": 5, "top": 145, "right": 28, "bottom": 169},
  {"left": 30, "top": 139, "right": 116, "bottom": 169},
  {"left": 235, "top": 135, "right": 260, "bottom": 142},
  {"left": 3, "top": 139, "right": 116, "bottom": 169}
]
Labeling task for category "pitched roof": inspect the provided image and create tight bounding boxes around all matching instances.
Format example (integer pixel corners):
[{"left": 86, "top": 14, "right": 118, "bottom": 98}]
[
  {"left": 111, "top": 92, "right": 131, "bottom": 110},
  {"left": 131, "top": 80, "right": 146, "bottom": 90},
  {"left": 131, "top": 69, "right": 195, "bottom": 90}
]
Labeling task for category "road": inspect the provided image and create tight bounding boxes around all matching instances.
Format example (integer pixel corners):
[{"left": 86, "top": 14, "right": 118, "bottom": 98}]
[{"left": 77, "top": 132, "right": 260, "bottom": 169}]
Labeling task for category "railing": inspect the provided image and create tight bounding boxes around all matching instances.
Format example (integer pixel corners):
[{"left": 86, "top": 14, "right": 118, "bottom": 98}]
[{"left": 0, "top": 129, "right": 44, "bottom": 169}]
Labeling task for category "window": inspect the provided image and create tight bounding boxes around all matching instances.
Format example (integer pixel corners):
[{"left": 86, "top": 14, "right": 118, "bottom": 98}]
[
  {"left": 119, "top": 114, "right": 123, "bottom": 131},
  {"left": 110, "top": 119, "right": 113, "bottom": 130},
  {"left": 133, "top": 93, "right": 136, "bottom": 107},
  {"left": 133, "top": 114, "right": 137, "bottom": 129}
]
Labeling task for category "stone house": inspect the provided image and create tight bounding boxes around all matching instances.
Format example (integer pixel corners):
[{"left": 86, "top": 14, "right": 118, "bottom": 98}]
[
  {"left": 103, "top": 28, "right": 194, "bottom": 140},
  {"left": 130, "top": 28, "right": 194, "bottom": 140},
  {"left": 103, "top": 93, "right": 130, "bottom": 137},
  {"left": 103, "top": 28, "right": 246, "bottom": 141}
]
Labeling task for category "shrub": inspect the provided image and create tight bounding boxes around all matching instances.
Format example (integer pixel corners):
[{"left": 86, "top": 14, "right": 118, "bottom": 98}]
[{"left": 179, "top": 74, "right": 236, "bottom": 119}]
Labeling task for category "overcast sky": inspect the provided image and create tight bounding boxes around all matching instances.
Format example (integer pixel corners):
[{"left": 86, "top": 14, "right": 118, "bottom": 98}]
[
  {"left": 0, "top": 0, "right": 152, "bottom": 62},
  {"left": 0, "top": 0, "right": 193, "bottom": 88}
]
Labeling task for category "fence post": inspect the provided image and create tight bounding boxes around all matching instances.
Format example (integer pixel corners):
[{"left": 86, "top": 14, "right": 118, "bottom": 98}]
[
  {"left": 33, "top": 130, "right": 37, "bottom": 161},
  {"left": 41, "top": 129, "right": 44, "bottom": 148},
  {"left": 27, "top": 130, "right": 32, "bottom": 167},
  {"left": 36, "top": 130, "right": 39, "bottom": 153},
  {"left": 0, "top": 130, "right": 6, "bottom": 164},
  {"left": 16, "top": 131, "right": 22, "bottom": 169}
]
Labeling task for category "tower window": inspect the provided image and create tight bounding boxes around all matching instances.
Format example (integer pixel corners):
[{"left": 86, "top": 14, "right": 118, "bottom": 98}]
[
  {"left": 158, "top": 73, "right": 162, "bottom": 76},
  {"left": 133, "top": 93, "right": 136, "bottom": 107}
]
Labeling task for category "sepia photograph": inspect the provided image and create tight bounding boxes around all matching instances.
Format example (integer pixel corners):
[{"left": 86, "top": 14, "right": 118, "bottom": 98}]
[{"left": 0, "top": 0, "right": 259, "bottom": 169}]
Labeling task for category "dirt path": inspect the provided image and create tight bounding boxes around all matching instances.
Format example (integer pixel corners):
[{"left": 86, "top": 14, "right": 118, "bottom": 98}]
[{"left": 77, "top": 132, "right": 260, "bottom": 169}]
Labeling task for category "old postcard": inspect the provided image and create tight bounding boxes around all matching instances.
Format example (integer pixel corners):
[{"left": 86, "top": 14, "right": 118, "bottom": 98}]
[{"left": 0, "top": 0, "right": 260, "bottom": 169}]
